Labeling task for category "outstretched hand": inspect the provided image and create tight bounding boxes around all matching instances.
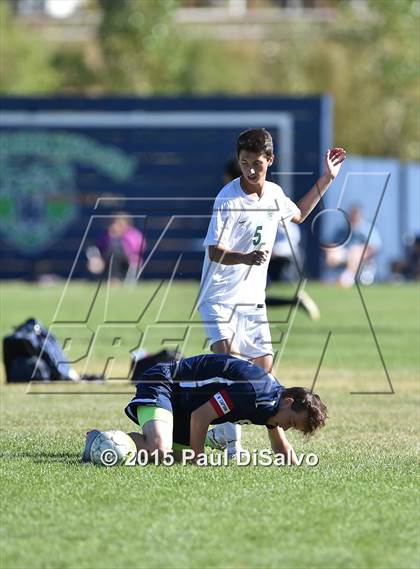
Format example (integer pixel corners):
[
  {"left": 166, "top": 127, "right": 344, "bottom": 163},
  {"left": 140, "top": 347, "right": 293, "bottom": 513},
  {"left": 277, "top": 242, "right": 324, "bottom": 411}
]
[{"left": 325, "top": 147, "right": 346, "bottom": 179}]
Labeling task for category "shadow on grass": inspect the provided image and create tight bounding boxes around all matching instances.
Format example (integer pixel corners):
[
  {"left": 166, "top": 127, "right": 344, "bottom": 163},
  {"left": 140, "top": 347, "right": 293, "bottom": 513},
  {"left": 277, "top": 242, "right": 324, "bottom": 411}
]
[{"left": 1, "top": 451, "right": 84, "bottom": 464}]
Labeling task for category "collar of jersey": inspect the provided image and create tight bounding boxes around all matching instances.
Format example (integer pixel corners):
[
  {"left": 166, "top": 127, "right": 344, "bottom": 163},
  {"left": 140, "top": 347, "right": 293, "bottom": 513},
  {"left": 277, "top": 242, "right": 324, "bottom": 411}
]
[{"left": 237, "top": 178, "right": 266, "bottom": 202}]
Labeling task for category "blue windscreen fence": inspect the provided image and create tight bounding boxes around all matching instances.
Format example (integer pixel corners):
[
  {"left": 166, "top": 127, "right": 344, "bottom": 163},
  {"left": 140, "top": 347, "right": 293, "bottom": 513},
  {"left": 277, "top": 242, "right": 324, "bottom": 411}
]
[{"left": 0, "top": 96, "right": 332, "bottom": 280}]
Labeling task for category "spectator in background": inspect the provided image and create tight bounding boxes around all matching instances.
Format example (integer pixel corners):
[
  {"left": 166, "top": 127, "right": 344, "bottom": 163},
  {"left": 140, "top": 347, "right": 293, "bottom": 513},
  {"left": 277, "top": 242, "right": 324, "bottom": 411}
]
[
  {"left": 269, "top": 220, "right": 302, "bottom": 282},
  {"left": 391, "top": 234, "right": 420, "bottom": 281},
  {"left": 88, "top": 213, "right": 146, "bottom": 284},
  {"left": 222, "top": 158, "right": 242, "bottom": 186},
  {"left": 267, "top": 220, "right": 320, "bottom": 320},
  {"left": 325, "top": 205, "right": 381, "bottom": 287}
]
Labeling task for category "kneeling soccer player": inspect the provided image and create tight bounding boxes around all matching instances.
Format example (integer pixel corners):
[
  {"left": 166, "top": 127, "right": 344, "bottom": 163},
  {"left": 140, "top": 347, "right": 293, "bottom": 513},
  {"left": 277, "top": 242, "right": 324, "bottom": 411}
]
[{"left": 83, "top": 353, "right": 327, "bottom": 465}]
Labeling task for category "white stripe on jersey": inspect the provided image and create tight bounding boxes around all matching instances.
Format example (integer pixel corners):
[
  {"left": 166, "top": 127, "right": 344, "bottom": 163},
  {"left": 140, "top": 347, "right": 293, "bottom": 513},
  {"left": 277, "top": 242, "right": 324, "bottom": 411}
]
[
  {"left": 179, "top": 377, "right": 235, "bottom": 388},
  {"left": 256, "top": 400, "right": 277, "bottom": 407}
]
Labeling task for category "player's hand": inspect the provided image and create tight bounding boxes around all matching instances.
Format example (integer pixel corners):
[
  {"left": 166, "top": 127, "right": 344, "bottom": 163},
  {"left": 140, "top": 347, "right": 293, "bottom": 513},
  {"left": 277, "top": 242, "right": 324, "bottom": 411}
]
[
  {"left": 325, "top": 147, "right": 346, "bottom": 179},
  {"left": 244, "top": 249, "right": 269, "bottom": 266}
]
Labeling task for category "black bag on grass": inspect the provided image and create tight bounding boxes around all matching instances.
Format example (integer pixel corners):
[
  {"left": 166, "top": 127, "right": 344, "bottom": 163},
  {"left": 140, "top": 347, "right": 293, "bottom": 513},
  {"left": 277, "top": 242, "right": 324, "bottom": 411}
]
[
  {"left": 130, "top": 349, "right": 182, "bottom": 383},
  {"left": 3, "top": 318, "right": 73, "bottom": 383}
]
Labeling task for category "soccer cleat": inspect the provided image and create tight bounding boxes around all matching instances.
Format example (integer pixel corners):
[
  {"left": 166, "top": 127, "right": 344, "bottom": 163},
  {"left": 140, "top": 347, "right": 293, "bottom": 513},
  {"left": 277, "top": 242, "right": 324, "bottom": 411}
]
[
  {"left": 297, "top": 290, "right": 320, "bottom": 320},
  {"left": 206, "top": 423, "right": 245, "bottom": 460},
  {"left": 226, "top": 444, "right": 246, "bottom": 461},
  {"left": 206, "top": 426, "right": 227, "bottom": 450},
  {"left": 81, "top": 429, "right": 101, "bottom": 463}
]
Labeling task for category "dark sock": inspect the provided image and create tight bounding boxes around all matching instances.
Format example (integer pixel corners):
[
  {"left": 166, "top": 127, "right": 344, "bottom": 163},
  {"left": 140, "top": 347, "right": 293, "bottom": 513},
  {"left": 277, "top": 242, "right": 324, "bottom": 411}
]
[{"left": 266, "top": 296, "right": 297, "bottom": 307}]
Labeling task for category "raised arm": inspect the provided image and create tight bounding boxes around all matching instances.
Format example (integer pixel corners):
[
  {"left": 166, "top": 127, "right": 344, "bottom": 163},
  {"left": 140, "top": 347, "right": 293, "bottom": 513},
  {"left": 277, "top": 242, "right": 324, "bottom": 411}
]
[{"left": 292, "top": 147, "right": 346, "bottom": 224}]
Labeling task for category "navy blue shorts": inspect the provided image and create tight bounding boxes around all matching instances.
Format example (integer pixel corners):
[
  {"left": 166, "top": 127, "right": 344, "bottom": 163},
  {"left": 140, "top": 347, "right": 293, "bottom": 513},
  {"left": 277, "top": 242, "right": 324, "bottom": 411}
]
[
  {"left": 125, "top": 377, "right": 173, "bottom": 421},
  {"left": 124, "top": 376, "right": 190, "bottom": 447}
]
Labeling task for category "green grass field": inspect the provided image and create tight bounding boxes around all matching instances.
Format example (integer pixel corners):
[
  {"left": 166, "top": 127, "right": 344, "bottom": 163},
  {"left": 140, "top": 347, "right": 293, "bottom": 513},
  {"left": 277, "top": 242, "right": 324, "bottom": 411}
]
[{"left": 1, "top": 280, "right": 419, "bottom": 569}]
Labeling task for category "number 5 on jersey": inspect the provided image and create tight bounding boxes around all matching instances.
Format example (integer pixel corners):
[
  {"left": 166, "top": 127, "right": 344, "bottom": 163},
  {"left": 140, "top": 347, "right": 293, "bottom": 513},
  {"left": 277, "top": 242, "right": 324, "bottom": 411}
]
[{"left": 253, "top": 225, "right": 263, "bottom": 246}]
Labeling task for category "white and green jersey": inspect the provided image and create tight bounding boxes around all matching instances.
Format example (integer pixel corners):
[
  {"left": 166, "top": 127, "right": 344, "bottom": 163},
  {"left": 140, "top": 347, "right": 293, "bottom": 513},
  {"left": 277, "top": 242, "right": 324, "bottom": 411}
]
[{"left": 198, "top": 177, "right": 299, "bottom": 307}]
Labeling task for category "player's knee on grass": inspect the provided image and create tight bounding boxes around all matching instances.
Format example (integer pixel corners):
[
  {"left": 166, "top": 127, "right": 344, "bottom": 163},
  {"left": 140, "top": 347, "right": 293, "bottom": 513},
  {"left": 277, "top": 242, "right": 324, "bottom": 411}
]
[
  {"left": 137, "top": 407, "right": 173, "bottom": 461},
  {"left": 143, "top": 425, "right": 171, "bottom": 455}
]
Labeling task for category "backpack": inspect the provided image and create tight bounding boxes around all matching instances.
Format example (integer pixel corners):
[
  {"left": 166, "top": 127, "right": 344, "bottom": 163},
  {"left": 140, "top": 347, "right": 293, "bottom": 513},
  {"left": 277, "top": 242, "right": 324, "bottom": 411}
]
[
  {"left": 3, "top": 318, "right": 74, "bottom": 382},
  {"left": 130, "top": 348, "right": 182, "bottom": 383}
]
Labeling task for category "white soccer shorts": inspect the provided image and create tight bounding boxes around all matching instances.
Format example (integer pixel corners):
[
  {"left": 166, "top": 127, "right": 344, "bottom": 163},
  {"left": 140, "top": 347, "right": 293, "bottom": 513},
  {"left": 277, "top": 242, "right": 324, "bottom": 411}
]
[{"left": 198, "top": 302, "right": 273, "bottom": 360}]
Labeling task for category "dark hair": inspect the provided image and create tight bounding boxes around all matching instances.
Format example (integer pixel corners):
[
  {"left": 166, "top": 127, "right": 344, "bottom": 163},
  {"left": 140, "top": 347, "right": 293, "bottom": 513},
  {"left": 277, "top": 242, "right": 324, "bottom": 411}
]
[
  {"left": 224, "top": 158, "right": 242, "bottom": 181},
  {"left": 282, "top": 387, "right": 328, "bottom": 435},
  {"left": 236, "top": 128, "right": 274, "bottom": 158},
  {"left": 112, "top": 211, "right": 132, "bottom": 224}
]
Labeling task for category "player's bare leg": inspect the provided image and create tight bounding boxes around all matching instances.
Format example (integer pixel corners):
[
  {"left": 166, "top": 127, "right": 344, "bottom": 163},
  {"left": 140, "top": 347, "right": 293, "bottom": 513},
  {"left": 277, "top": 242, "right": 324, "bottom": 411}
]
[
  {"left": 129, "top": 415, "right": 173, "bottom": 462},
  {"left": 251, "top": 354, "right": 273, "bottom": 373},
  {"left": 339, "top": 244, "right": 365, "bottom": 287},
  {"left": 210, "top": 338, "right": 240, "bottom": 356}
]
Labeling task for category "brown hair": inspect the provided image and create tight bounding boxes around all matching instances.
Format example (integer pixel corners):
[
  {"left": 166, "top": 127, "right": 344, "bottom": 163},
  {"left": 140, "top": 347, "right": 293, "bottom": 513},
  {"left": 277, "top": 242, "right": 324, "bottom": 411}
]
[
  {"left": 282, "top": 387, "right": 328, "bottom": 435},
  {"left": 236, "top": 128, "right": 274, "bottom": 158}
]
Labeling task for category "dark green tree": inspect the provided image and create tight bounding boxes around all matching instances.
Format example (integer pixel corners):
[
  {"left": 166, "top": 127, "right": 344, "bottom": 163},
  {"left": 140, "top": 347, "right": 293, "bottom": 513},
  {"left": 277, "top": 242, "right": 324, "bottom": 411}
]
[
  {"left": 96, "top": 0, "right": 191, "bottom": 93},
  {"left": 257, "top": 0, "right": 420, "bottom": 159},
  {"left": 0, "top": 3, "right": 61, "bottom": 93}
]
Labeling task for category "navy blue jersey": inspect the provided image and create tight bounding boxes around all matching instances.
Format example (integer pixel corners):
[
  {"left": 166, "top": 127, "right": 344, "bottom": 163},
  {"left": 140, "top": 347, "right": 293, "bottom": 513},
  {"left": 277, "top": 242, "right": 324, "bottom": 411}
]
[{"left": 125, "top": 354, "right": 284, "bottom": 440}]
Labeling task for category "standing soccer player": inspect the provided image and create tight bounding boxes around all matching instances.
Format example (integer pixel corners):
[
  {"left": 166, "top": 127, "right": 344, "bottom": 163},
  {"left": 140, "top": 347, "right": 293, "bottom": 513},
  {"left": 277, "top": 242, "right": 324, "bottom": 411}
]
[{"left": 197, "top": 128, "right": 345, "bottom": 455}]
